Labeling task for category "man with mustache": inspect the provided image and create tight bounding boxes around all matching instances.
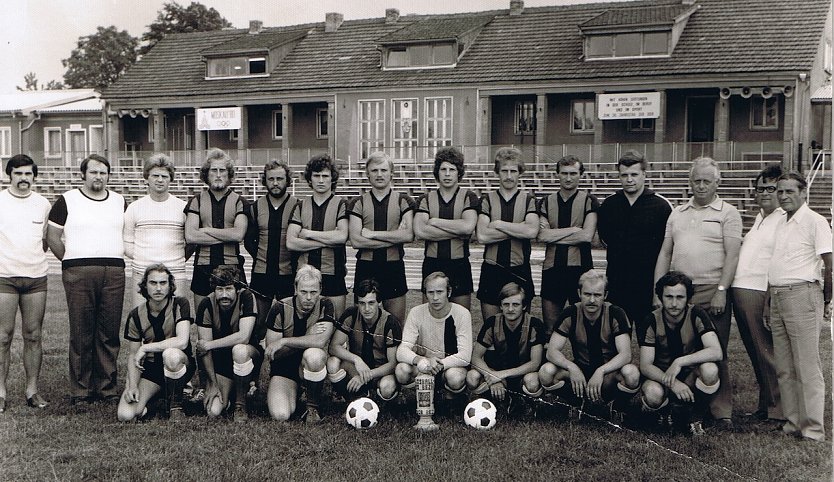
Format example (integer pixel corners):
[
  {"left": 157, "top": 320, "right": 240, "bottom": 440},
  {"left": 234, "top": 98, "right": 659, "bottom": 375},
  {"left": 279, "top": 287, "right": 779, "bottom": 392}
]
[
  {"left": 0, "top": 154, "right": 51, "bottom": 412},
  {"left": 194, "top": 265, "right": 259, "bottom": 421},
  {"left": 538, "top": 270, "right": 639, "bottom": 418},
  {"left": 47, "top": 154, "right": 127, "bottom": 405},
  {"left": 537, "top": 155, "right": 599, "bottom": 336},
  {"left": 264, "top": 265, "right": 335, "bottom": 423}
]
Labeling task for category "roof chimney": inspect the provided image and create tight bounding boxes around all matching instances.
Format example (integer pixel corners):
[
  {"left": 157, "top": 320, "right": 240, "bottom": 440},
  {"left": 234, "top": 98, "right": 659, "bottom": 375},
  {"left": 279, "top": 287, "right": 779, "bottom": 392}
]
[
  {"left": 386, "top": 8, "right": 400, "bottom": 24},
  {"left": 510, "top": 0, "right": 524, "bottom": 16},
  {"left": 325, "top": 12, "right": 344, "bottom": 33},
  {"left": 249, "top": 20, "right": 263, "bottom": 34}
]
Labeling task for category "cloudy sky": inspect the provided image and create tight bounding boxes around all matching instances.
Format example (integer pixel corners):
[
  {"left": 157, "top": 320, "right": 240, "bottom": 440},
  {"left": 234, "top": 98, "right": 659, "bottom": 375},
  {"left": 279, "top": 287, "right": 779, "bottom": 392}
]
[{"left": 0, "top": 0, "right": 603, "bottom": 93}]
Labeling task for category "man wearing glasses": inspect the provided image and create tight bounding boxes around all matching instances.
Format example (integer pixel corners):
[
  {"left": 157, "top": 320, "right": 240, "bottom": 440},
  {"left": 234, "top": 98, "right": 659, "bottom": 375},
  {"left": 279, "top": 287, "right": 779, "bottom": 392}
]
[{"left": 730, "top": 165, "right": 784, "bottom": 423}]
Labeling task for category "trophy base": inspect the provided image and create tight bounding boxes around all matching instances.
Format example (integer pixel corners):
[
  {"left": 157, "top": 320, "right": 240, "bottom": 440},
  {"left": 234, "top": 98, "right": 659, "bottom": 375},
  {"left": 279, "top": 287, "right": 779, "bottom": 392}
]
[{"left": 414, "top": 416, "right": 439, "bottom": 431}]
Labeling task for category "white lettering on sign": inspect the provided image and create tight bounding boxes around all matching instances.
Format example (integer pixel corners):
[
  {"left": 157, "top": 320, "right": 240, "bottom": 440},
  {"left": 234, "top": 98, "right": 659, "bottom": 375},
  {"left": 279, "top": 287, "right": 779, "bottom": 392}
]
[
  {"left": 598, "top": 92, "right": 661, "bottom": 120},
  {"left": 196, "top": 107, "right": 242, "bottom": 131}
]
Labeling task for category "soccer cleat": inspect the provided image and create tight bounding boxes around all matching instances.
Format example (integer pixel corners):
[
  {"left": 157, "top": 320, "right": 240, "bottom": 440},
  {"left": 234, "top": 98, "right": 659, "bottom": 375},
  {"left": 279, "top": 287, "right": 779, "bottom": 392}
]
[
  {"left": 304, "top": 406, "right": 322, "bottom": 424},
  {"left": 168, "top": 407, "right": 185, "bottom": 421},
  {"left": 233, "top": 403, "right": 248, "bottom": 422},
  {"left": 689, "top": 420, "right": 705, "bottom": 436},
  {"left": 189, "top": 388, "right": 205, "bottom": 404}
]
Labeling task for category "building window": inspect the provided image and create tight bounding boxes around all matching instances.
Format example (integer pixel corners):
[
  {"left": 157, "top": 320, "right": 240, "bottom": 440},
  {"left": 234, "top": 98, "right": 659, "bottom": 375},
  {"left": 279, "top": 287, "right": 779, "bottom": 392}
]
[
  {"left": 207, "top": 56, "right": 268, "bottom": 78},
  {"left": 230, "top": 130, "right": 239, "bottom": 141},
  {"left": 272, "top": 108, "right": 283, "bottom": 140},
  {"left": 89, "top": 125, "right": 104, "bottom": 155},
  {"left": 514, "top": 100, "right": 536, "bottom": 135},
  {"left": 825, "top": 39, "right": 832, "bottom": 73},
  {"left": 627, "top": 118, "right": 655, "bottom": 132},
  {"left": 392, "top": 99, "right": 418, "bottom": 160},
  {"left": 750, "top": 96, "right": 778, "bottom": 130},
  {"left": 384, "top": 42, "right": 457, "bottom": 69},
  {"left": 359, "top": 100, "right": 385, "bottom": 160},
  {"left": 571, "top": 100, "right": 595, "bottom": 133},
  {"left": 44, "top": 128, "right": 61, "bottom": 158},
  {"left": 425, "top": 97, "right": 453, "bottom": 155},
  {"left": 0, "top": 127, "right": 11, "bottom": 158},
  {"left": 66, "top": 129, "right": 88, "bottom": 163},
  {"left": 316, "top": 108, "right": 329, "bottom": 139},
  {"left": 585, "top": 31, "right": 670, "bottom": 59}
]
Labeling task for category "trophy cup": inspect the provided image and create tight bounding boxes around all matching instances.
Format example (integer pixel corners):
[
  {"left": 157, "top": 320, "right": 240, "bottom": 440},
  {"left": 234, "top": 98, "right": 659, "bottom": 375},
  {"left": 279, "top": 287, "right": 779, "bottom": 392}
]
[{"left": 414, "top": 372, "right": 439, "bottom": 431}]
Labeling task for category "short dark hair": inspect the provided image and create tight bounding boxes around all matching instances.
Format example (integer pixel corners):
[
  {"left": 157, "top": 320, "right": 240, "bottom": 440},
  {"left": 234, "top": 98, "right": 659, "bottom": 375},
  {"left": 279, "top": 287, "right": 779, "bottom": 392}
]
[
  {"left": 261, "top": 160, "right": 292, "bottom": 187},
  {"left": 80, "top": 154, "right": 111, "bottom": 175},
  {"left": 138, "top": 263, "right": 176, "bottom": 300},
  {"left": 433, "top": 147, "right": 465, "bottom": 181},
  {"left": 5, "top": 154, "right": 37, "bottom": 177},
  {"left": 304, "top": 154, "right": 339, "bottom": 189},
  {"left": 754, "top": 164, "right": 783, "bottom": 186},
  {"left": 209, "top": 265, "right": 240, "bottom": 290},
  {"left": 618, "top": 150, "right": 647, "bottom": 172},
  {"left": 654, "top": 271, "right": 694, "bottom": 302},
  {"left": 556, "top": 155, "right": 585, "bottom": 174},
  {"left": 493, "top": 147, "right": 525, "bottom": 174},
  {"left": 777, "top": 171, "right": 807, "bottom": 190},
  {"left": 354, "top": 278, "right": 381, "bottom": 301}
]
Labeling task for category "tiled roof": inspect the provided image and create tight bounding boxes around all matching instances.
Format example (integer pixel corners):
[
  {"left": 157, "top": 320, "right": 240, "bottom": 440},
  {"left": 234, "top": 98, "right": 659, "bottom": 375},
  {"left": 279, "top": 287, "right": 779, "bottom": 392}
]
[
  {"left": 580, "top": 4, "right": 695, "bottom": 28},
  {"left": 378, "top": 15, "right": 495, "bottom": 43},
  {"left": 104, "top": 0, "right": 830, "bottom": 103},
  {"left": 811, "top": 84, "right": 831, "bottom": 103},
  {"left": 201, "top": 28, "right": 308, "bottom": 56}
]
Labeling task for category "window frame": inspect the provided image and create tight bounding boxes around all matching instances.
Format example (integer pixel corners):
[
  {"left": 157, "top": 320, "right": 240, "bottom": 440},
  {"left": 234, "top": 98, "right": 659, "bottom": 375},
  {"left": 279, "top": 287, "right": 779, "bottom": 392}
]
[
  {"left": 425, "top": 96, "right": 453, "bottom": 156},
  {"left": 0, "top": 126, "right": 11, "bottom": 158},
  {"left": 571, "top": 100, "right": 596, "bottom": 134},
  {"left": 65, "top": 128, "right": 88, "bottom": 164},
  {"left": 206, "top": 56, "right": 270, "bottom": 79},
  {"left": 88, "top": 125, "right": 104, "bottom": 155},
  {"left": 272, "top": 108, "right": 283, "bottom": 140},
  {"left": 391, "top": 98, "right": 418, "bottom": 161},
  {"left": 316, "top": 108, "right": 329, "bottom": 140},
  {"left": 44, "top": 127, "right": 62, "bottom": 158},
  {"left": 750, "top": 95, "right": 779, "bottom": 131},
  {"left": 230, "top": 129, "right": 239, "bottom": 141},
  {"left": 382, "top": 42, "right": 458, "bottom": 70},
  {"left": 358, "top": 99, "right": 386, "bottom": 160},
  {"left": 627, "top": 118, "right": 655, "bottom": 132},
  {"left": 514, "top": 100, "right": 537, "bottom": 136},
  {"left": 585, "top": 31, "right": 671, "bottom": 60}
]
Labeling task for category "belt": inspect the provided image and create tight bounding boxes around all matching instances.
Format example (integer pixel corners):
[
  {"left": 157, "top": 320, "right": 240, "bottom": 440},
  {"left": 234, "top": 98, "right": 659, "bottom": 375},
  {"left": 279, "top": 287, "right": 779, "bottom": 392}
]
[{"left": 769, "top": 280, "right": 819, "bottom": 289}]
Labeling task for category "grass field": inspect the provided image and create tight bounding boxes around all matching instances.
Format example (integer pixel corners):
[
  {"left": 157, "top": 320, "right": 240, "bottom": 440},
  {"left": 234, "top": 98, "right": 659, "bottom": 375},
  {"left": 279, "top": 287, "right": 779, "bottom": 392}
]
[{"left": 0, "top": 275, "right": 831, "bottom": 481}]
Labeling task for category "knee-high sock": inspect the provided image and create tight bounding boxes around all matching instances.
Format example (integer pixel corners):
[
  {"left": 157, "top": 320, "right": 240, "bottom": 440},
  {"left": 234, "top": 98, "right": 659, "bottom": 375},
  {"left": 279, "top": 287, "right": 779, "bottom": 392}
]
[
  {"left": 303, "top": 368, "right": 327, "bottom": 411},
  {"left": 164, "top": 364, "right": 188, "bottom": 411},
  {"left": 233, "top": 359, "right": 254, "bottom": 408}
]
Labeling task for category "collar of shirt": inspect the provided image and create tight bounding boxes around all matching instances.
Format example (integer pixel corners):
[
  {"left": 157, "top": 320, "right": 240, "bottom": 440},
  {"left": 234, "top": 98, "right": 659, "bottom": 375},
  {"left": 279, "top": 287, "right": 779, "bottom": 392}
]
[
  {"left": 785, "top": 202, "right": 812, "bottom": 225},
  {"left": 754, "top": 206, "right": 785, "bottom": 228},
  {"left": 680, "top": 195, "right": 723, "bottom": 212}
]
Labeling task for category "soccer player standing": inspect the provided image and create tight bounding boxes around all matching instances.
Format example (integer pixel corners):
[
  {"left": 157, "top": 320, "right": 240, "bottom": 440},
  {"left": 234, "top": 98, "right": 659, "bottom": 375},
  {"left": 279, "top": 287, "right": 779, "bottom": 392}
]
[
  {"left": 476, "top": 147, "right": 539, "bottom": 323},
  {"left": 0, "top": 154, "right": 51, "bottom": 411},
  {"left": 287, "top": 154, "right": 349, "bottom": 317},
  {"left": 348, "top": 151, "right": 414, "bottom": 325},
  {"left": 413, "top": 147, "right": 479, "bottom": 310}
]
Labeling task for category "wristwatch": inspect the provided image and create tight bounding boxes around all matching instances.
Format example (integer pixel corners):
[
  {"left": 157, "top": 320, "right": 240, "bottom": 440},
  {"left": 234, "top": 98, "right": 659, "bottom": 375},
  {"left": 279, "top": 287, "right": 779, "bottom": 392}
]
[{"left": 717, "top": 285, "right": 726, "bottom": 292}]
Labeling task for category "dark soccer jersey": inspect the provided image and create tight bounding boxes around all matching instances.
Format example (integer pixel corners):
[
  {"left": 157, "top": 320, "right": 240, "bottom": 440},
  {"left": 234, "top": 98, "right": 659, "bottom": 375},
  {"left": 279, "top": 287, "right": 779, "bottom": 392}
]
[
  {"left": 124, "top": 296, "right": 193, "bottom": 362},
  {"left": 348, "top": 190, "right": 414, "bottom": 262},
  {"left": 265, "top": 296, "right": 336, "bottom": 338},
  {"left": 289, "top": 194, "right": 348, "bottom": 276},
  {"left": 477, "top": 313, "right": 546, "bottom": 370},
  {"left": 245, "top": 194, "right": 297, "bottom": 276},
  {"left": 185, "top": 189, "right": 246, "bottom": 267},
  {"left": 637, "top": 305, "right": 716, "bottom": 372},
  {"left": 415, "top": 187, "right": 479, "bottom": 260},
  {"left": 480, "top": 190, "right": 537, "bottom": 268},
  {"left": 195, "top": 289, "right": 257, "bottom": 339},
  {"left": 538, "top": 190, "right": 599, "bottom": 270},
  {"left": 336, "top": 306, "right": 401, "bottom": 368},
  {"left": 555, "top": 303, "right": 631, "bottom": 370}
]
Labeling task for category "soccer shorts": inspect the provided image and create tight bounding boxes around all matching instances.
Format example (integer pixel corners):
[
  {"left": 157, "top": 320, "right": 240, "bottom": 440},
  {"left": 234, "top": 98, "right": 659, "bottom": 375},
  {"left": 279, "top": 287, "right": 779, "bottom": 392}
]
[
  {"left": 269, "top": 350, "right": 304, "bottom": 382},
  {"left": 210, "top": 343, "right": 263, "bottom": 380},
  {"left": 422, "top": 257, "right": 473, "bottom": 297},
  {"left": 0, "top": 276, "right": 47, "bottom": 295},
  {"left": 190, "top": 263, "right": 247, "bottom": 297},
  {"left": 540, "top": 266, "right": 590, "bottom": 304},
  {"left": 354, "top": 260, "right": 408, "bottom": 301},
  {"left": 140, "top": 355, "right": 197, "bottom": 387},
  {"left": 250, "top": 273, "right": 294, "bottom": 301},
  {"left": 476, "top": 262, "right": 534, "bottom": 306},
  {"left": 322, "top": 274, "right": 348, "bottom": 297}
]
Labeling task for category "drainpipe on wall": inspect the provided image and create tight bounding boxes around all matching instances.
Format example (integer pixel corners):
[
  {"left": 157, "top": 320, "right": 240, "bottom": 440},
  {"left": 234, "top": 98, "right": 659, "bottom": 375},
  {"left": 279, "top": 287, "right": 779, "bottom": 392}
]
[{"left": 19, "top": 112, "right": 42, "bottom": 158}]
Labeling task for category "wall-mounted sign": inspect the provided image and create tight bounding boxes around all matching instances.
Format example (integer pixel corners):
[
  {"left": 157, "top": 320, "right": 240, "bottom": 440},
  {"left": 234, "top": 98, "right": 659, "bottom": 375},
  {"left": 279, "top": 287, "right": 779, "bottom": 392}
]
[
  {"left": 598, "top": 92, "right": 661, "bottom": 119},
  {"left": 196, "top": 107, "right": 242, "bottom": 130}
]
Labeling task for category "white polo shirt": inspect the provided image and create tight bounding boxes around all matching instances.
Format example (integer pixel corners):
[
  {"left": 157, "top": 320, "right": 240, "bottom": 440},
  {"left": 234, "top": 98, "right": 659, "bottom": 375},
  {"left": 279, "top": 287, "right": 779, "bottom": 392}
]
[
  {"left": 768, "top": 203, "right": 832, "bottom": 286},
  {"left": 731, "top": 207, "right": 784, "bottom": 291},
  {"left": 0, "top": 189, "right": 50, "bottom": 278}
]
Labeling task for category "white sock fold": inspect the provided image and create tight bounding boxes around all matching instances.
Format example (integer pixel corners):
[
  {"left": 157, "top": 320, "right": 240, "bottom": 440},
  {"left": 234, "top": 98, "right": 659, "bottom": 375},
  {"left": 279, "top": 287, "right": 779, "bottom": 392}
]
[
  {"left": 303, "top": 367, "right": 327, "bottom": 382},
  {"left": 695, "top": 377, "right": 720, "bottom": 394},
  {"left": 164, "top": 364, "right": 188, "bottom": 380},
  {"left": 233, "top": 359, "right": 254, "bottom": 377},
  {"left": 328, "top": 369, "right": 347, "bottom": 383}
]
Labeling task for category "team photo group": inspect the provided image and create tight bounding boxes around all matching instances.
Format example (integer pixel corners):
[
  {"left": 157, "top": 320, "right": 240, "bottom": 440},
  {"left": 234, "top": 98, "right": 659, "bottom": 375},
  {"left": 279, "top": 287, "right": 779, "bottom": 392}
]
[{"left": 0, "top": 142, "right": 830, "bottom": 441}]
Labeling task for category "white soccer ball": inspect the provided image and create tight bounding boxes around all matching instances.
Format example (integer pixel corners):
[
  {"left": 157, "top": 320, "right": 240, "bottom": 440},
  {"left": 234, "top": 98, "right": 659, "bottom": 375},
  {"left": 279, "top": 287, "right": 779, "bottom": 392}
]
[
  {"left": 464, "top": 398, "right": 497, "bottom": 430},
  {"left": 345, "top": 397, "right": 379, "bottom": 429}
]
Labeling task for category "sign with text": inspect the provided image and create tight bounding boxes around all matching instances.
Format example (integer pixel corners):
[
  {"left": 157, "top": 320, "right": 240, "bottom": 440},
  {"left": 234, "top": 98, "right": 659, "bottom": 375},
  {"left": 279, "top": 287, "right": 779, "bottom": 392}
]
[
  {"left": 598, "top": 92, "right": 661, "bottom": 119},
  {"left": 196, "top": 107, "right": 242, "bottom": 130}
]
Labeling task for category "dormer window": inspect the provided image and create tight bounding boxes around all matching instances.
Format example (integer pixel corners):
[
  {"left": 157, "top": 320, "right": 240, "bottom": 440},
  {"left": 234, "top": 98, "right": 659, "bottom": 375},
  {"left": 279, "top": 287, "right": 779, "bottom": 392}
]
[
  {"left": 384, "top": 42, "right": 457, "bottom": 69},
  {"left": 207, "top": 56, "right": 268, "bottom": 78},
  {"left": 579, "top": 2, "right": 698, "bottom": 61}
]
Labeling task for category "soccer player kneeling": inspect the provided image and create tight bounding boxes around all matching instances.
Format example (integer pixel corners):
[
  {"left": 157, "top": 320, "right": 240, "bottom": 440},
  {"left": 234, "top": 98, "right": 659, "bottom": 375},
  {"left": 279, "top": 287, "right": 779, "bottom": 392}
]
[
  {"left": 264, "top": 265, "right": 335, "bottom": 423},
  {"left": 638, "top": 272, "right": 722, "bottom": 435},
  {"left": 396, "top": 272, "right": 472, "bottom": 408},
  {"left": 327, "top": 279, "right": 401, "bottom": 404},
  {"left": 466, "top": 282, "right": 545, "bottom": 416},
  {"left": 538, "top": 270, "right": 640, "bottom": 419},
  {"left": 194, "top": 265, "right": 261, "bottom": 421},
  {"left": 118, "top": 265, "right": 195, "bottom": 421}
]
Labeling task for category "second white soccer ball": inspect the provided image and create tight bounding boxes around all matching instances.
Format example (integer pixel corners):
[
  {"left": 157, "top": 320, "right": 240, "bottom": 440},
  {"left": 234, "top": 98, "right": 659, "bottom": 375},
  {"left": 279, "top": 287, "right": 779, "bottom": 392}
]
[
  {"left": 463, "top": 398, "right": 497, "bottom": 430},
  {"left": 345, "top": 397, "right": 379, "bottom": 429}
]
